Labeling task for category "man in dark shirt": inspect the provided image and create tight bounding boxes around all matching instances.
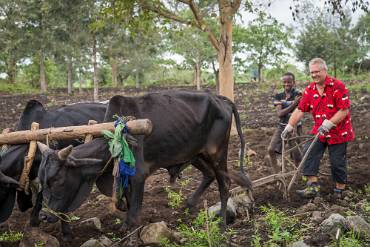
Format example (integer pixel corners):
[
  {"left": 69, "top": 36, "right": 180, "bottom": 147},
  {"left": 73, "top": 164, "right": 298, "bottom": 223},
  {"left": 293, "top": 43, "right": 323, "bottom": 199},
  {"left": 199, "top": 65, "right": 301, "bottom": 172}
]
[{"left": 266, "top": 72, "right": 302, "bottom": 173}]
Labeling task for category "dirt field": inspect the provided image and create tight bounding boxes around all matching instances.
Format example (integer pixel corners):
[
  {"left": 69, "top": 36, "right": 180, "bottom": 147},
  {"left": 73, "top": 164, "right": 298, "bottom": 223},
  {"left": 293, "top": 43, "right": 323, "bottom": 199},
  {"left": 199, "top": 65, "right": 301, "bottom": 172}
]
[{"left": 0, "top": 82, "right": 369, "bottom": 246}]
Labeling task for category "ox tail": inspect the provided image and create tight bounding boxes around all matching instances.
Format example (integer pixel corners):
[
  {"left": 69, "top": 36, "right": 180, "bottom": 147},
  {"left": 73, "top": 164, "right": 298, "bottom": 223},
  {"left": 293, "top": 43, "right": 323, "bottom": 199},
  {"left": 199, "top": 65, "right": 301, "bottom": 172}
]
[{"left": 217, "top": 95, "right": 252, "bottom": 190}]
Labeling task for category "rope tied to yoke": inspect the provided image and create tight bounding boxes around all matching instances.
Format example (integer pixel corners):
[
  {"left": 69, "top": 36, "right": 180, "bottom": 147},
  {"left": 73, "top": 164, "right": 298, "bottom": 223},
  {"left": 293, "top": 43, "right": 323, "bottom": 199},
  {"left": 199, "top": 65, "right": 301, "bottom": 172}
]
[{"left": 102, "top": 115, "right": 136, "bottom": 202}]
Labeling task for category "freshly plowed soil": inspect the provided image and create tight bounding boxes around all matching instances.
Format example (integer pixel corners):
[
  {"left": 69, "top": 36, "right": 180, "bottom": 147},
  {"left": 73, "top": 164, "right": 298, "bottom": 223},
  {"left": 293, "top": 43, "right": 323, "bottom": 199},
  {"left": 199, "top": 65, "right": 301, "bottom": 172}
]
[{"left": 0, "top": 82, "right": 369, "bottom": 246}]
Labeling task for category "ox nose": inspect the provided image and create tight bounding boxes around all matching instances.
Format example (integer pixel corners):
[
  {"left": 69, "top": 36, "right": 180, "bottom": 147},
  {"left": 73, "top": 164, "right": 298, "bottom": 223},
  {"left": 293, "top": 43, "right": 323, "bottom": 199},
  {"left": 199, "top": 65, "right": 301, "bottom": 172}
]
[{"left": 39, "top": 211, "right": 58, "bottom": 223}]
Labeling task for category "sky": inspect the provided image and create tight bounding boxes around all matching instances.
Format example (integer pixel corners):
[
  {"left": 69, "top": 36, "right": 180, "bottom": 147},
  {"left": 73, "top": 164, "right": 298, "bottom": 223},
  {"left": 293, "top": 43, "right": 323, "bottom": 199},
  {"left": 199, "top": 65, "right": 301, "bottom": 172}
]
[{"left": 241, "top": 0, "right": 365, "bottom": 27}]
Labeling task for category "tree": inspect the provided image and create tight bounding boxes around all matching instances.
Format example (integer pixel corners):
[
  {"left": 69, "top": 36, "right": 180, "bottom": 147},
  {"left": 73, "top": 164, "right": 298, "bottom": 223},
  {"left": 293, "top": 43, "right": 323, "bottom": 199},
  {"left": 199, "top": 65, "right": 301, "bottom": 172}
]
[
  {"left": 0, "top": 1, "right": 28, "bottom": 83},
  {"left": 102, "top": 0, "right": 367, "bottom": 101},
  {"left": 295, "top": 5, "right": 366, "bottom": 75},
  {"left": 233, "top": 12, "right": 291, "bottom": 82},
  {"left": 165, "top": 20, "right": 216, "bottom": 90}
]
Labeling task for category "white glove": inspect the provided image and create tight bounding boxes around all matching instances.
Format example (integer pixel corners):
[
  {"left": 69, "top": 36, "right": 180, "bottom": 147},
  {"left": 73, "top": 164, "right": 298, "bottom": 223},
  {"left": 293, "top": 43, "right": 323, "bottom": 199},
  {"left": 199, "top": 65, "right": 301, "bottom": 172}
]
[
  {"left": 281, "top": 124, "right": 294, "bottom": 139},
  {"left": 318, "top": 119, "right": 336, "bottom": 135}
]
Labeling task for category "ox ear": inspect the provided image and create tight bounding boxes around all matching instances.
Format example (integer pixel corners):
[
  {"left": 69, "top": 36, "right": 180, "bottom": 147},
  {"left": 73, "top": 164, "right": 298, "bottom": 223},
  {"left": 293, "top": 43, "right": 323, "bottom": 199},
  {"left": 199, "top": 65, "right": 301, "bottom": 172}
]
[
  {"left": 0, "top": 171, "right": 19, "bottom": 186},
  {"left": 37, "top": 142, "right": 51, "bottom": 155},
  {"left": 65, "top": 155, "right": 103, "bottom": 167},
  {"left": 57, "top": 145, "right": 73, "bottom": 160}
]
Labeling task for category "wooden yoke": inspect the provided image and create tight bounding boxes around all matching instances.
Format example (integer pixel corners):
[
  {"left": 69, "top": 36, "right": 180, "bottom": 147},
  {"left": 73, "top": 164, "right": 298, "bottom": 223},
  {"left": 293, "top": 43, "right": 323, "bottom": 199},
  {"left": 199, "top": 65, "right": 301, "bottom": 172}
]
[
  {"left": 0, "top": 119, "right": 153, "bottom": 145},
  {"left": 18, "top": 122, "right": 39, "bottom": 193},
  {"left": 84, "top": 120, "right": 97, "bottom": 143},
  {"left": 1, "top": 128, "right": 11, "bottom": 153}
]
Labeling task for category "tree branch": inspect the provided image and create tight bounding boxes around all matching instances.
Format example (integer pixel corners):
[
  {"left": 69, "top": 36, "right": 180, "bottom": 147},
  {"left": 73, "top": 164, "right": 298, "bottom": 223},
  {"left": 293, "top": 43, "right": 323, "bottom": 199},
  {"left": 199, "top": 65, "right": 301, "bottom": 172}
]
[
  {"left": 231, "top": 0, "right": 242, "bottom": 14},
  {"left": 188, "top": 0, "right": 219, "bottom": 51},
  {"left": 139, "top": 1, "right": 191, "bottom": 26}
]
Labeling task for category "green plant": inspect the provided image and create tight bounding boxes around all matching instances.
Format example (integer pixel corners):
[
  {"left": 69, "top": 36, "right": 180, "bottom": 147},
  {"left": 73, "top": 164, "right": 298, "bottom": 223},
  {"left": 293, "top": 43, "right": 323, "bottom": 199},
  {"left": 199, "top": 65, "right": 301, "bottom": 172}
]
[
  {"left": 329, "top": 230, "right": 363, "bottom": 247},
  {"left": 165, "top": 186, "right": 184, "bottom": 209},
  {"left": 0, "top": 231, "right": 23, "bottom": 242},
  {"left": 114, "top": 218, "right": 122, "bottom": 225},
  {"left": 260, "top": 205, "right": 302, "bottom": 246},
  {"left": 34, "top": 241, "right": 45, "bottom": 247},
  {"left": 251, "top": 227, "right": 262, "bottom": 247},
  {"left": 107, "top": 232, "right": 122, "bottom": 242},
  {"left": 161, "top": 210, "right": 231, "bottom": 247}
]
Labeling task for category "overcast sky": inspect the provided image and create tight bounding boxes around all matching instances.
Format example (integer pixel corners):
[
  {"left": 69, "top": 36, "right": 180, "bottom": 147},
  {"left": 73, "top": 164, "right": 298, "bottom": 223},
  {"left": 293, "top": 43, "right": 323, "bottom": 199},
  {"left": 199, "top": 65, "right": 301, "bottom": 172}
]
[{"left": 240, "top": 0, "right": 365, "bottom": 27}]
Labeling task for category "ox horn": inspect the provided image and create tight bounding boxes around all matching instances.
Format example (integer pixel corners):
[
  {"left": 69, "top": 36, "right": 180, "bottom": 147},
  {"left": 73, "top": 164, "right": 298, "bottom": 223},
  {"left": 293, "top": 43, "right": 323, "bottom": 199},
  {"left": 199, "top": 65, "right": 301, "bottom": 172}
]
[
  {"left": 57, "top": 145, "right": 73, "bottom": 160},
  {"left": 37, "top": 142, "right": 51, "bottom": 154},
  {"left": 0, "top": 171, "right": 19, "bottom": 186}
]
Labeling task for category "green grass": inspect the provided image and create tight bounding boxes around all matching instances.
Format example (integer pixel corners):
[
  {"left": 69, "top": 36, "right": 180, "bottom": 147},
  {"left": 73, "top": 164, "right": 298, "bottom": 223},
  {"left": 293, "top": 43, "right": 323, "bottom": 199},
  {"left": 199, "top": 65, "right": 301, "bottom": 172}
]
[
  {"left": 0, "top": 81, "right": 39, "bottom": 93},
  {"left": 347, "top": 82, "right": 370, "bottom": 93},
  {"left": 0, "top": 231, "right": 23, "bottom": 242},
  {"left": 251, "top": 205, "right": 305, "bottom": 246},
  {"left": 161, "top": 210, "right": 232, "bottom": 247}
]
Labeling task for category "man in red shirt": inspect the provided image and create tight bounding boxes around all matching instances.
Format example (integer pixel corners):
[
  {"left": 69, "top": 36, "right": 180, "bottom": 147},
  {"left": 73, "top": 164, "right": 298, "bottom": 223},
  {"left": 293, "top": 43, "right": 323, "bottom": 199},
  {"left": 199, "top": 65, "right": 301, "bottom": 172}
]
[{"left": 282, "top": 58, "right": 354, "bottom": 199}]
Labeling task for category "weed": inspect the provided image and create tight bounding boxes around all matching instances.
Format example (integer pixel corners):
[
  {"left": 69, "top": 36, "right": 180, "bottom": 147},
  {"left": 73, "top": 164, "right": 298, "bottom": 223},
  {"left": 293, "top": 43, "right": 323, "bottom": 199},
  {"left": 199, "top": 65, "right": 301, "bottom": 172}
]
[
  {"left": 251, "top": 225, "right": 262, "bottom": 247},
  {"left": 161, "top": 210, "right": 231, "bottom": 247},
  {"left": 260, "top": 205, "right": 303, "bottom": 246},
  {"left": 114, "top": 218, "right": 122, "bottom": 225},
  {"left": 165, "top": 186, "right": 184, "bottom": 209},
  {"left": 165, "top": 178, "right": 191, "bottom": 209},
  {"left": 107, "top": 232, "right": 122, "bottom": 242},
  {"left": 0, "top": 231, "right": 23, "bottom": 242},
  {"left": 34, "top": 241, "right": 45, "bottom": 247},
  {"left": 329, "top": 230, "right": 363, "bottom": 247}
]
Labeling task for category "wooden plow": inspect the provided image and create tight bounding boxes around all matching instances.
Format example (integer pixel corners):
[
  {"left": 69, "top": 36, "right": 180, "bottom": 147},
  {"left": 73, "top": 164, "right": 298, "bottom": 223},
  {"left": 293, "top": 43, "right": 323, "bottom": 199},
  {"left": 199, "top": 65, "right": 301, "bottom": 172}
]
[
  {"left": 0, "top": 119, "right": 153, "bottom": 193},
  {"left": 232, "top": 133, "right": 318, "bottom": 200}
]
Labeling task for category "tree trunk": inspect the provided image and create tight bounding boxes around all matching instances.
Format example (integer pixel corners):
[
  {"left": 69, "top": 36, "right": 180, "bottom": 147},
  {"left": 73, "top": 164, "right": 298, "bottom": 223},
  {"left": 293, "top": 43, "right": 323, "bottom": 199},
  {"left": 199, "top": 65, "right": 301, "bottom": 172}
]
[
  {"left": 258, "top": 63, "right": 263, "bottom": 83},
  {"left": 78, "top": 67, "right": 83, "bottom": 94},
  {"left": 39, "top": 50, "right": 47, "bottom": 93},
  {"left": 111, "top": 57, "right": 118, "bottom": 87},
  {"left": 6, "top": 57, "right": 17, "bottom": 84},
  {"left": 193, "top": 62, "right": 201, "bottom": 90},
  {"left": 218, "top": 5, "right": 234, "bottom": 102},
  {"left": 211, "top": 60, "right": 219, "bottom": 94},
  {"left": 93, "top": 35, "right": 98, "bottom": 102},
  {"left": 135, "top": 71, "right": 140, "bottom": 89},
  {"left": 67, "top": 56, "right": 73, "bottom": 95}
]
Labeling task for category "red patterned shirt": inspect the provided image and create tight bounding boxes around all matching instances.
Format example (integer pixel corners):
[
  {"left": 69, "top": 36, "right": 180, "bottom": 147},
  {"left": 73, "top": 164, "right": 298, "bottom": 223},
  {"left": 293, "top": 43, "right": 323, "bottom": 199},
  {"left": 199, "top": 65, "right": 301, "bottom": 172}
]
[{"left": 298, "top": 76, "right": 355, "bottom": 144}]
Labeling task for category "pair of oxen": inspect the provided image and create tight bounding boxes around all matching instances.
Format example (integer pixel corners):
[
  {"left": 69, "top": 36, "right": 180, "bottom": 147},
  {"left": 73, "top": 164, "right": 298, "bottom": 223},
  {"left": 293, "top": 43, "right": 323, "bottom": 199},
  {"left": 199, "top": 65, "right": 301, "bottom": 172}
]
[{"left": 0, "top": 90, "right": 252, "bottom": 242}]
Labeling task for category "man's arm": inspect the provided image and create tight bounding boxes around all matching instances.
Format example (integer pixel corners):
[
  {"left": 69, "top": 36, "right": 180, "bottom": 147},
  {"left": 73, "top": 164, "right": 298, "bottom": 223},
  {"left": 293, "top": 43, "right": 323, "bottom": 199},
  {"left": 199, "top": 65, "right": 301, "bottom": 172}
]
[
  {"left": 276, "top": 96, "right": 302, "bottom": 118},
  {"left": 330, "top": 109, "right": 349, "bottom": 125},
  {"left": 287, "top": 108, "right": 305, "bottom": 127}
]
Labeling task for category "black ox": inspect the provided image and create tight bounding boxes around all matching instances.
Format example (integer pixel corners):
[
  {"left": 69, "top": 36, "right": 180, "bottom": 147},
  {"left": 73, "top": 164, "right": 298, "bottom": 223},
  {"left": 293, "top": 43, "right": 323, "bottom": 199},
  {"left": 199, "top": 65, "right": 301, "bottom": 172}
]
[
  {"left": 37, "top": 90, "right": 252, "bottom": 236},
  {"left": 0, "top": 100, "right": 106, "bottom": 238}
]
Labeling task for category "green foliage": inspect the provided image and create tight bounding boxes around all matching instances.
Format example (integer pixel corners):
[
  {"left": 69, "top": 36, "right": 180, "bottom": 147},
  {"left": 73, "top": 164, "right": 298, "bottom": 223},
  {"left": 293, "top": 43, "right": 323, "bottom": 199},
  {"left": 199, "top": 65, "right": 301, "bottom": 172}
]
[
  {"left": 0, "top": 231, "right": 23, "bottom": 242},
  {"left": 259, "top": 205, "right": 302, "bottom": 246},
  {"left": 329, "top": 230, "right": 364, "bottom": 247},
  {"left": 165, "top": 186, "right": 184, "bottom": 209},
  {"left": 34, "top": 241, "right": 45, "bottom": 247},
  {"left": 161, "top": 210, "right": 231, "bottom": 247},
  {"left": 346, "top": 81, "right": 370, "bottom": 93},
  {"left": 0, "top": 81, "right": 38, "bottom": 93},
  {"left": 295, "top": 4, "right": 367, "bottom": 73},
  {"left": 233, "top": 12, "right": 292, "bottom": 81}
]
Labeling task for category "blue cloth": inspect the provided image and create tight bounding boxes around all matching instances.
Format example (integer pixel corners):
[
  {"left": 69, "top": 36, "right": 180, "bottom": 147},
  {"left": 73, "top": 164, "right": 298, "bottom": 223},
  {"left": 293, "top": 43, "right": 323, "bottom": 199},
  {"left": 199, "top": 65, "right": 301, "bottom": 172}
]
[{"left": 119, "top": 159, "right": 136, "bottom": 188}]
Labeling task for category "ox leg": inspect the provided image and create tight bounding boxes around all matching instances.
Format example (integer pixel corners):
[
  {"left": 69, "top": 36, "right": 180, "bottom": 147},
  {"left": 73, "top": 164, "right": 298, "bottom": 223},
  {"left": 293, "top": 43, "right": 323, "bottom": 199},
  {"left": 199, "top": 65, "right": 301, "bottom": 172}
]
[
  {"left": 186, "top": 158, "right": 215, "bottom": 210},
  {"left": 215, "top": 170, "right": 230, "bottom": 231},
  {"left": 121, "top": 175, "right": 146, "bottom": 232},
  {"left": 61, "top": 220, "right": 72, "bottom": 241},
  {"left": 29, "top": 192, "right": 43, "bottom": 227}
]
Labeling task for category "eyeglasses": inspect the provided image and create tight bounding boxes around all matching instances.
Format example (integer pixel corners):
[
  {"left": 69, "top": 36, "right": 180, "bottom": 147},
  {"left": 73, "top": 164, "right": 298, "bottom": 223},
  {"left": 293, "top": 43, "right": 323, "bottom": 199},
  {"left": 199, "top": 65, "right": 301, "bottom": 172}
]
[{"left": 310, "top": 70, "right": 322, "bottom": 75}]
